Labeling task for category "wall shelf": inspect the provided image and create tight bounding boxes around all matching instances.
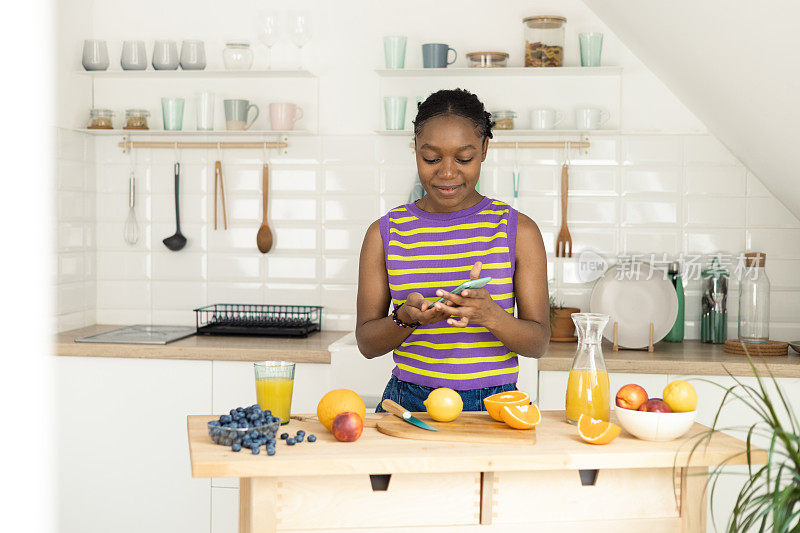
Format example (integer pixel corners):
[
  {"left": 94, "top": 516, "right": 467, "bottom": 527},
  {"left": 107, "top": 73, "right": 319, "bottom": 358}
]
[
  {"left": 375, "top": 66, "right": 622, "bottom": 77},
  {"left": 373, "top": 129, "right": 620, "bottom": 136},
  {"left": 76, "top": 128, "right": 314, "bottom": 136},
  {"left": 78, "top": 69, "right": 315, "bottom": 78}
]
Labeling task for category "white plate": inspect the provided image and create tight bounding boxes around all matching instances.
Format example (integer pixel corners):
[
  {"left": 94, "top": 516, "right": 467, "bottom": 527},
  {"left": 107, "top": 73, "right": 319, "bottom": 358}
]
[{"left": 589, "top": 263, "right": 678, "bottom": 348}]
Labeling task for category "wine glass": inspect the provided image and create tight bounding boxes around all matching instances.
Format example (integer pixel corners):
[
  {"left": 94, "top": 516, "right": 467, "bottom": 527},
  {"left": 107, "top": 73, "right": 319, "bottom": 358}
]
[
  {"left": 255, "top": 10, "right": 280, "bottom": 69},
  {"left": 288, "top": 10, "right": 312, "bottom": 69}
]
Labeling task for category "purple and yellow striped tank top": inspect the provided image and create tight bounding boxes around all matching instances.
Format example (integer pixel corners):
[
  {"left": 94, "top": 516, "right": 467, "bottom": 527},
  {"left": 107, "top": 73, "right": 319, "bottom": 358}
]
[{"left": 379, "top": 196, "right": 519, "bottom": 390}]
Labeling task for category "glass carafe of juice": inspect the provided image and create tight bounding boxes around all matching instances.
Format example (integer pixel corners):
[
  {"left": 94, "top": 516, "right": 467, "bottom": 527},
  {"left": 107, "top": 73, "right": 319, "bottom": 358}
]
[{"left": 565, "top": 313, "right": 610, "bottom": 424}]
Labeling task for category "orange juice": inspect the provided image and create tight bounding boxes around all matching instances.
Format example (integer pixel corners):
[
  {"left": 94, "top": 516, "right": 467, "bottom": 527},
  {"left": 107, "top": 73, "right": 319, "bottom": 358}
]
[
  {"left": 565, "top": 369, "right": 610, "bottom": 424},
  {"left": 256, "top": 377, "right": 294, "bottom": 425}
]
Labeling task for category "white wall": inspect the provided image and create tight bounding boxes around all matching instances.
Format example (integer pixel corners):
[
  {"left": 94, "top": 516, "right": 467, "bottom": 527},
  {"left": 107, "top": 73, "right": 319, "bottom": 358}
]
[{"left": 55, "top": 0, "right": 800, "bottom": 341}]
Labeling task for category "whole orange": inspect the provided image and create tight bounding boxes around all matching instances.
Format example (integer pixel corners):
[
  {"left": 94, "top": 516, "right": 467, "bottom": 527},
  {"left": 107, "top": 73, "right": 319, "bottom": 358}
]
[{"left": 317, "top": 389, "right": 366, "bottom": 431}]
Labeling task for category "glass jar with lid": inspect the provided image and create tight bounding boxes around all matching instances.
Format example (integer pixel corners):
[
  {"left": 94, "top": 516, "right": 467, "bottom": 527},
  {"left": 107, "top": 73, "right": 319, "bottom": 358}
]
[
  {"left": 490, "top": 110, "right": 517, "bottom": 130},
  {"left": 123, "top": 109, "right": 150, "bottom": 130},
  {"left": 87, "top": 108, "right": 114, "bottom": 129},
  {"left": 738, "top": 252, "right": 770, "bottom": 342},
  {"left": 223, "top": 41, "right": 254, "bottom": 70},
  {"left": 523, "top": 15, "right": 566, "bottom": 67},
  {"left": 466, "top": 51, "right": 509, "bottom": 68}
]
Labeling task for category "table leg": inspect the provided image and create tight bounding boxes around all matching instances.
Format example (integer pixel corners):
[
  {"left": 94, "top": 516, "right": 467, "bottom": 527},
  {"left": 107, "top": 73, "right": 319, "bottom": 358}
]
[
  {"left": 680, "top": 467, "right": 708, "bottom": 532},
  {"left": 239, "top": 477, "right": 279, "bottom": 533}
]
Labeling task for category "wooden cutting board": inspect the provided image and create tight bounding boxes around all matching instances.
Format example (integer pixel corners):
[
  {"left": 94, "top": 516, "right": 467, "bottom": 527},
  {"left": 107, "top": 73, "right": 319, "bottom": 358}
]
[{"left": 376, "top": 412, "right": 536, "bottom": 444}]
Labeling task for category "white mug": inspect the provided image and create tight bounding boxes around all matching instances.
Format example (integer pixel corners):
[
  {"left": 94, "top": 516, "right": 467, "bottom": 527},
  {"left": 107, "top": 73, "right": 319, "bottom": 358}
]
[
  {"left": 530, "top": 108, "right": 565, "bottom": 130},
  {"left": 575, "top": 107, "right": 610, "bottom": 130},
  {"left": 269, "top": 103, "right": 304, "bottom": 131}
]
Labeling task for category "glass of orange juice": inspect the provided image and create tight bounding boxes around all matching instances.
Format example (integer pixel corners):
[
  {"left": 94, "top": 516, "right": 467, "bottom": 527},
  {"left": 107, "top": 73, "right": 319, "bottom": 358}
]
[
  {"left": 254, "top": 361, "right": 295, "bottom": 425},
  {"left": 565, "top": 313, "right": 610, "bottom": 424}
]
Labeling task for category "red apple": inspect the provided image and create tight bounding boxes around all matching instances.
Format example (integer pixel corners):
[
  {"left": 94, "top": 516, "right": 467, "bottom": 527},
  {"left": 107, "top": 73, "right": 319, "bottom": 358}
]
[
  {"left": 639, "top": 398, "right": 673, "bottom": 413},
  {"left": 615, "top": 384, "right": 649, "bottom": 411},
  {"left": 331, "top": 411, "right": 363, "bottom": 442}
]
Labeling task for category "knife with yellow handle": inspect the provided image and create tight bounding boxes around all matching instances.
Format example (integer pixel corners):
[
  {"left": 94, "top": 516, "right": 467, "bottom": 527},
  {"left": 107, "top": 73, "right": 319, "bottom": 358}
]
[{"left": 381, "top": 399, "right": 438, "bottom": 431}]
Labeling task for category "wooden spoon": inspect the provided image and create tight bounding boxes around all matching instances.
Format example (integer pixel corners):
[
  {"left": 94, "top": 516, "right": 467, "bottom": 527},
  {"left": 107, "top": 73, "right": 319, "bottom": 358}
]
[{"left": 256, "top": 163, "right": 273, "bottom": 253}]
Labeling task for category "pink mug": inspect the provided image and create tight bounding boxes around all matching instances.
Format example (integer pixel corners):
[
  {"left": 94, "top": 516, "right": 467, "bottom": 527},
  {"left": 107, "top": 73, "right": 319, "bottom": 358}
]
[{"left": 269, "top": 103, "right": 304, "bottom": 131}]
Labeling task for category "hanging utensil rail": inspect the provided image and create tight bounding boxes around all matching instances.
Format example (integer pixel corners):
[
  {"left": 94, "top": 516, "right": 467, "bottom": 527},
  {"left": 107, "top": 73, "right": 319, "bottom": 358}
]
[{"left": 119, "top": 139, "right": 288, "bottom": 152}]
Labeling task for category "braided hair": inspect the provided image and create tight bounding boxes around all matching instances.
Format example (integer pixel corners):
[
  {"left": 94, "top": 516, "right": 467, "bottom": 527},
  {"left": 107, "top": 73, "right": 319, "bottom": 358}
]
[{"left": 413, "top": 88, "right": 495, "bottom": 141}]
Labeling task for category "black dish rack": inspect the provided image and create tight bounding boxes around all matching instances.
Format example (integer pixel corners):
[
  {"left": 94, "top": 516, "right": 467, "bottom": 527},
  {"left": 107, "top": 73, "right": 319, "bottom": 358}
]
[{"left": 194, "top": 304, "right": 323, "bottom": 337}]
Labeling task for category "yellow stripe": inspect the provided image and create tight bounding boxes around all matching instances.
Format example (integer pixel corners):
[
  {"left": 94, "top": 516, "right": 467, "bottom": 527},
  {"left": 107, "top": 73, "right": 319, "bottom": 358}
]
[
  {"left": 389, "top": 219, "right": 507, "bottom": 236},
  {"left": 388, "top": 262, "right": 511, "bottom": 275},
  {"left": 388, "top": 233, "right": 507, "bottom": 249},
  {"left": 493, "top": 292, "right": 515, "bottom": 300},
  {"left": 389, "top": 207, "right": 407, "bottom": 213},
  {"left": 388, "top": 247, "right": 509, "bottom": 262},
  {"left": 400, "top": 340, "right": 504, "bottom": 350},
  {"left": 411, "top": 326, "right": 489, "bottom": 334},
  {"left": 395, "top": 362, "right": 519, "bottom": 380},
  {"left": 492, "top": 200, "right": 509, "bottom": 207},
  {"left": 477, "top": 209, "right": 509, "bottom": 216},
  {"left": 389, "top": 216, "right": 418, "bottom": 224},
  {"left": 389, "top": 277, "right": 513, "bottom": 291},
  {"left": 393, "top": 348, "right": 515, "bottom": 364}
]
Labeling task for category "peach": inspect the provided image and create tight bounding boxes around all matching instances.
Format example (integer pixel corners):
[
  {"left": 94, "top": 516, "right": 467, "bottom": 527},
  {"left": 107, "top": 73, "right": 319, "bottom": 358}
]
[
  {"left": 615, "top": 384, "right": 648, "bottom": 411},
  {"left": 639, "top": 398, "right": 673, "bottom": 413},
  {"left": 331, "top": 411, "right": 363, "bottom": 442}
]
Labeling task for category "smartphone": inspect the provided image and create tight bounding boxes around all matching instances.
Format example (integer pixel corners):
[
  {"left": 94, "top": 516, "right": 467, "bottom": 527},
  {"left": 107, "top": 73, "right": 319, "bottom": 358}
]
[{"left": 434, "top": 276, "right": 493, "bottom": 304}]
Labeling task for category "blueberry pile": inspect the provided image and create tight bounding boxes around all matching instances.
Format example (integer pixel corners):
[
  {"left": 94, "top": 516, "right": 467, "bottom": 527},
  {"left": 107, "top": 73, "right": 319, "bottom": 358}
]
[{"left": 207, "top": 405, "right": 316, "bottom": 456}]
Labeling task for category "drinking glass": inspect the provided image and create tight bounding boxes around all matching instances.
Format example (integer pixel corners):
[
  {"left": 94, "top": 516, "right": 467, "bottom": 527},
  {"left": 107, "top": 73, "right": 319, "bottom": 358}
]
[
  {"left": 254, "top": 361, "right": 296, "bottom": 425},
  {"left": 579, "top": 33, "right": 603, "bottom": 67},
  {"left": 384, "top": 96, "right": 407, "bottom": 130},
  {"left": 161, "top": 97, "right": 185, "bottom": 131},
  {"left": 256, "top": 10, "right": 280, "bottom": 69},
  {"left": 196, "top": 91, "right": 214, "bottom": 131},
  {"left": 383, "top": 36, "right": 407, "bottom": 69},
  {"left": 289, "top": 10, "right": 312, "bottom": 69}
]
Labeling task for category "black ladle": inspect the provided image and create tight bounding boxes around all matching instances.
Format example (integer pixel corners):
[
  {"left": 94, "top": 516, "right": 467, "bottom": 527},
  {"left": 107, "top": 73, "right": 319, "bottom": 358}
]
[{"left": 163, "top": 162, "right": 187, "bottom": 251}]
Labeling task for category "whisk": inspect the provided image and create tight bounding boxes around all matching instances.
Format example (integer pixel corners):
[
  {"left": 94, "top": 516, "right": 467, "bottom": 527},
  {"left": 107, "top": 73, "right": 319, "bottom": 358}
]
[{"left": 124, "top": 170, "right": 140, "bottom": 245}]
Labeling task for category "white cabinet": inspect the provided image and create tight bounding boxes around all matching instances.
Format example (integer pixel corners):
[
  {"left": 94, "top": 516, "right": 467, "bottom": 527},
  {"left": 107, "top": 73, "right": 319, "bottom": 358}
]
[{"left": 55, "top": 356, "right": 212, "bottom": 533}]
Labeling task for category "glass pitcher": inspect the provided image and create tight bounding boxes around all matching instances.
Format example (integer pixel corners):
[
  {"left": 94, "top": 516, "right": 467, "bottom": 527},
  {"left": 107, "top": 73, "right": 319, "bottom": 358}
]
[{"left": 565, "top": 313, "right": 610, "bottom": 424}]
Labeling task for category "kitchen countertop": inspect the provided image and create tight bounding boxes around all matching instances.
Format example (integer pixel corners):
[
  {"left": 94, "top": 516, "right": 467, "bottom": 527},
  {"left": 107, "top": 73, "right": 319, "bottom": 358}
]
[
  {"left": 539, "top": 339, "right": 800, "bottom": 378},
  {"left": 54, "top": 325, "right": 349, "bottom": 363},
  {"left": 187, "top": 411, "right": 763, "bottom": 478}
]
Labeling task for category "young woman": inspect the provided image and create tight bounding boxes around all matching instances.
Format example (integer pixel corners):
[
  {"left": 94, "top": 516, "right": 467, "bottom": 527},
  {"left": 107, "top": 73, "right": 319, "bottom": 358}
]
[{"left": 356, "top": 89, "right": 550, "bottom": 413}]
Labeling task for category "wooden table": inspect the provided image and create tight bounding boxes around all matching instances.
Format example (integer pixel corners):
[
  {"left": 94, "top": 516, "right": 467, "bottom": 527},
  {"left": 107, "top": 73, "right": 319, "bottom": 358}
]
[{"left": 187, "top": 411, "right": 764, "bottom": 532}]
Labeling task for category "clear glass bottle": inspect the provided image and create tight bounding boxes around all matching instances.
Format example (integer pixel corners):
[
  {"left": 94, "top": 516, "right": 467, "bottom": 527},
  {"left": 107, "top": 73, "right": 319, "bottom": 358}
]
[
  {"left": 738, "top": 252, "right": 770, "bottom": 342},
  {"left": 565, "top": 313, "right": 610, "bottom": 424}
]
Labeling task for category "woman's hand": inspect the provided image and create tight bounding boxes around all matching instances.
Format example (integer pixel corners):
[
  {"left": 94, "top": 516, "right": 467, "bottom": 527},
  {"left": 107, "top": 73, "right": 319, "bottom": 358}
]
[
  {"left": 398, "top": 292, "right": 453, "bottom": 326},
  {"left": 433, "top": 262, "right": 504, "bottom": 328}
]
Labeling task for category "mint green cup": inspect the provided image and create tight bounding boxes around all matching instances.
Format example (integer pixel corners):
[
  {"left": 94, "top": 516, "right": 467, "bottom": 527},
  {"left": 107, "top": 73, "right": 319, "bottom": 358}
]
[
  {"left": 384, "top": 96, "right": 407, "bottom": 130},
  {"left": 579, "top": 33, "right": 603, "bottom": 67},
  {"left": 161, "top": 97, "right": 185, "bottom": 131},
  {"left": 383, "top": 36, "right": 407, "bottom": 69}
]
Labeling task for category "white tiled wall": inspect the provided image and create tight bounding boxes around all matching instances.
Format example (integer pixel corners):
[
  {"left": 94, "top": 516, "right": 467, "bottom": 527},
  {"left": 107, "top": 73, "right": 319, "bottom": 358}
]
[
  {"left": 55, "top": 131, "right": 799, "bottom": 339},
  {"left": 55, "top": 128, "right": 96, "bottom": 331}
]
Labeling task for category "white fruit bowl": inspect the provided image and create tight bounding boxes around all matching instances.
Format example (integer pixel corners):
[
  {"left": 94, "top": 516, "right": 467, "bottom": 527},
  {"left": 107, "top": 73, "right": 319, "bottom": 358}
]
[{"left": 614, "top": 407, "right": 697, "bottom": 441}]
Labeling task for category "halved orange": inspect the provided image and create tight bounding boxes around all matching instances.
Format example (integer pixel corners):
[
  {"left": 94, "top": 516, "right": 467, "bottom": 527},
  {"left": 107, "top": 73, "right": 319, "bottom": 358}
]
[
  {"left": 483, "top": 390, "right": 530, "bottom": 421},
  {"left": 500, "top": 403, "right": 541, "bottom": 430},
  {"left": 577, "top": 414, "right": 621, "bottom": 445}
]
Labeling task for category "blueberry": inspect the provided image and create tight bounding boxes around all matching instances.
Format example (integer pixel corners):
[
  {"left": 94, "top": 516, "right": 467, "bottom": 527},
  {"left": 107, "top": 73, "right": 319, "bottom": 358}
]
[
  {"left": 220, "top": 415, "right": 232, "bottom": 424},
  {"left": 251, "top": 446, "right": 260, "bottom": 455},
  {"left": 307, "top": 435, "right": 317, "bottom": 442},
  {"left": 250, "top": 404, "right": 260, "bottom": 411},
  {"left": 280, "top": 433, "right": 289, "bottom": 440},
  {"left": 231, "top": 442, "right": 242, "bottom": 452},
  {"left": 286, "top": 438, "right": 296, "bottom": 445},
  {"left": 209, "top": 420, "right": 221, "bottom": 427},
  {"left": 248, "top": 430, "right": 258, "bottom": 439},
  {"left": 296, "top": 430, "right": 305, "bottom": 436},
  {"left": 262, "top": 409, "right": 272, "bottom": 417},
  {"left": 295, "top": 435, "right": 304, "bottom": 443}
]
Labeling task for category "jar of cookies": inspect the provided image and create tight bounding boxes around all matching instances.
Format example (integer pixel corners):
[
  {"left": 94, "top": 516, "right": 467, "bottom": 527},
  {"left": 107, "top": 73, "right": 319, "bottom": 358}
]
[
  {"left": 523, "top": 15, "right": 566, "bottom": 67},
  {"left": 87, "top": 108, "right": 114, "bottom": 129},
  {"left": 491, "top": 110, "right": 517, "bottom": 130},
  {"left": 124, "top": 109, "right": 150, "bottom": 130}
]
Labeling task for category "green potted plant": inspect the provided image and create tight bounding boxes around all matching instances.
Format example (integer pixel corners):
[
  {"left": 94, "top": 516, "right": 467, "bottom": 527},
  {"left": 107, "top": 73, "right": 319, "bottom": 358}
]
[
  {"left": 549, "top": 295, "right": 580, "bottom": 341},
  {"left": 683, "top": 351, "right": 799, "bottom": 532}
]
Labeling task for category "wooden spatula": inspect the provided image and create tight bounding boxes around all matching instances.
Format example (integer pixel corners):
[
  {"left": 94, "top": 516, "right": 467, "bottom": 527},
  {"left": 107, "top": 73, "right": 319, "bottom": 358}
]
[
  {"left": 256, "top": 163, "right": 273, "bottom": 253},
  {"left": 556, "top": 162, "right": 572, "bottom": 257}
]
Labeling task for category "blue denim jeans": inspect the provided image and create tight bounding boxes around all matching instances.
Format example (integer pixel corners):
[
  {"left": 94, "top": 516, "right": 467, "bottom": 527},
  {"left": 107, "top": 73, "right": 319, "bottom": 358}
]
[{"left": 375, "top": 375, "right": 517, "bottom": 413}]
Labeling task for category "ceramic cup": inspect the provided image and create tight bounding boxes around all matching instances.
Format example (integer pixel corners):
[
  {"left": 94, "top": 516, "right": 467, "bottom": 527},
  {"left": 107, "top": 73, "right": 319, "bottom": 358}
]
[
  {"left": 180, "top": 40, "right": 206, "bottom": 70},
  {"left": 269, "top": 103, "right": 304, "bottom": 131},
  {"left": 152, "top": 40, "right": 179, "bottom": 70},
  {"left": 575, "top": 107, "right": 610, "bottom": 130},
  {"left": 384, "top": 96, "right": 407, "bottom": 130},
  {"left": 224, "top": 99, "right": 260, "bottom": 130},
  {"left": 531, "top": 108, "right": 565, "bottom": 130},
  {"left": 196, "top": 91, "right": 215, "bottom": 131},
  {"left": 422, "top": 43, "right": 456, "bottom": 68},
  {"left": 120, "top": 40, "right": 147, "bottom": 70},
  {"left": 383, "top": 35, "right": 407, "bottom": 69},
  {"left": 161, "top": 97, "right": 185, "bottom": 131},
  {"left": 82, "top": 39, "right": 109, "bottom": 71}
]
